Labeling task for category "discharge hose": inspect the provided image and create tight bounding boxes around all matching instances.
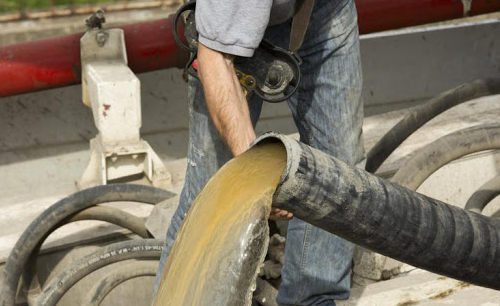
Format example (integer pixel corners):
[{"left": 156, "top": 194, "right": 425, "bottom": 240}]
[{"left": 254, "top": 132, "right": 500, "bottom": 290}]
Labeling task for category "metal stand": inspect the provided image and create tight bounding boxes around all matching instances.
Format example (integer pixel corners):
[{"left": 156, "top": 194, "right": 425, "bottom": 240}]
[{"left": 77, "top": 27, "right": 171, "bottom": 190}]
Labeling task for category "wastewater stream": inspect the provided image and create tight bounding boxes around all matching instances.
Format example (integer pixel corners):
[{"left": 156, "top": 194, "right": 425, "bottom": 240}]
[{"left": 153, "top": 143, "right": 286, "bottom": 306}]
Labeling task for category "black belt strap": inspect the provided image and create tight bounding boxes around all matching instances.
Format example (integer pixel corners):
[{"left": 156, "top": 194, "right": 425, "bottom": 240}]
[{"left": 289, "top": 0, "right": 316, "bottom": 54}]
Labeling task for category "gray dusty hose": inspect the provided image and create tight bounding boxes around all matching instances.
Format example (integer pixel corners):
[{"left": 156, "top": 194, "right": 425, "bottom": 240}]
[
  {"left": 82, "top": 260, "right": 158, "bottom": 306},
  {"left": 465, "top": 175, "right": 500, "bottom": 214},
  {"left": 254, "top": 132, "right": 500, "bottom": 290},
  {"left": 391, "top": 124, "right": 500, "bottom": 191},
  {"left": 0, "top": 184, "right": 173, "bottom": 306},
  {"left": 35, "top": 239, "right": 163, "bottom": 306},
  {"left": 366, "top": 78, "right": 500, "bottom": 173}
]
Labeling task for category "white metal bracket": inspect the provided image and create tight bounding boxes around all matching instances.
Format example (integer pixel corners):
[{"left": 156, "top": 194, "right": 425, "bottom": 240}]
[{"left": 77, "top": 28, "right": 171, "bottom": 190}]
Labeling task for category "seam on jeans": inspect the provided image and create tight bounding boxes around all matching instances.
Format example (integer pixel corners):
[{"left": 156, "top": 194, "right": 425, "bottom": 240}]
[
  {"left": 295, "top": 223, "right": 313, "bottom": 304},
  {"left": 296, "top": 85, "right": 313, "bottom": 144}
]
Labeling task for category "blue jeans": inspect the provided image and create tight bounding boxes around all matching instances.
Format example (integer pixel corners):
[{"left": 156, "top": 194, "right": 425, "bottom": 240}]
[{"left": 154, "top": 0, "right": 365, "bottom": 305}]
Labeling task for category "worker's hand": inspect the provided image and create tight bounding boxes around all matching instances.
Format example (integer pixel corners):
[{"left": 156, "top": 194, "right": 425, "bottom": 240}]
[{"left": 269, "top": 207, "right": 293, "bottom": 220}]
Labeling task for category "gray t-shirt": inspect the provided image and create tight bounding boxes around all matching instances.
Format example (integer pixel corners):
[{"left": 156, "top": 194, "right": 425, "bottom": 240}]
[{"left": 196, "top": 0, "right": 296, "bottom": 57}]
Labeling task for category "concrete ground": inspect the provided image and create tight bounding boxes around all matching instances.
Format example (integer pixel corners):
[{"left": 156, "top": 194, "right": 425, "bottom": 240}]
[{"left": 340, "top": 270, "right": 500, "bottom": 306}]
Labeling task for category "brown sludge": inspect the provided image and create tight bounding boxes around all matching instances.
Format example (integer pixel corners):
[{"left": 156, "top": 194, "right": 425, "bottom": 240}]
[{"left": 153, "top": 143, "right": 286, "bottom": 306}]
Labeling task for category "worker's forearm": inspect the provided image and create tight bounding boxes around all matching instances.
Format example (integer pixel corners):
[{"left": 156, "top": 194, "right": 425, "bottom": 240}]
[{"left": 197, "top": 43, "right": 256, "bottom": 156}]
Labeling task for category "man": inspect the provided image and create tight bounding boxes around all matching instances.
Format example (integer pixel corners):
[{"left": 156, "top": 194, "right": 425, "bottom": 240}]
[{"left": 155, "top": 0, "right": 365, "bottom": 304}]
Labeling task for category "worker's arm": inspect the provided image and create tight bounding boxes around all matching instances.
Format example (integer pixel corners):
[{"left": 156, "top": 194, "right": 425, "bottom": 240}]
[
  {"left": 197, "top": 43, "right": 256, "bottom": 156},
  {"left": 197, "top": 43, "right": 292, "bottom": 219}
]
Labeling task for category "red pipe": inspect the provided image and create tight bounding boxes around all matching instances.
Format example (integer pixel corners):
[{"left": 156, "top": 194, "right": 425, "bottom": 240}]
[
  {"left": 0, "top": 15, "right": 189, "bottom": 98},
  {"left": 355, "top": 0, "right": 500, "bottom": 34},
  {"left": 1, "top": 0, "right": 500, "bottom": 98}
]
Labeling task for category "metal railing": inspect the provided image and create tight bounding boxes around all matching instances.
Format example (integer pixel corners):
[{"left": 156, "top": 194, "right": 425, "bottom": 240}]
[{"left": 0, "top": 0, "right": 181, "bottom": 22}]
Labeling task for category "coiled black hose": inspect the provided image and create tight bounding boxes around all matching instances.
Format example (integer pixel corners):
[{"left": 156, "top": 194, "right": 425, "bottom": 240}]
[
  {"left": 0, "top": 184, "right": 173, "bottom": 306},
  {"left": 465, "top": 175, "right": 500, "bottom": 214},
  {"left": 82, "top": 260, "right": 159, "bottom": 306},
  {"left": 35, "top": 239, "right": 163, "bottom": 306},
  {"left": 23, "top": 205, "right": 154, "bottom": 305},
  {"left": 366, "top": 78, "right": 500, "bottom": 174},
  {"left": 67, "top": 206, "right": 150, "bottom": 238},
  {"left": 391, "top": 124, "right": 500, "bottom": 191},
  {"left": 35, "top": 238, "right": 276, "bottom": 306}
]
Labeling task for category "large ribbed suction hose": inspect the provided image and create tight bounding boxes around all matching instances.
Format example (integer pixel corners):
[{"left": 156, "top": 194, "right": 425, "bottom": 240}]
[{"left": 253, "top": 132, "right": 500, "bottom": 290}]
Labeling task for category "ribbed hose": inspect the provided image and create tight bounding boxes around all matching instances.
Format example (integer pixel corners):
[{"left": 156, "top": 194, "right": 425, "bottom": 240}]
[
  {"left": 366, "top": 78, "right": 500, "bottom": 173},
  {"left": 37, "top": 239, "right": 276, "bottom": 306},
  {"left": 67, "top": 206, "right": 150, "bottom": 238},
  {"left": 35, "top": 239, "right": 163, "bottom": 306},
  {"left": 254, "top": 132, "right": 500, "bottom": 290},
  {"left": 24, "top": 205, "right": 153, "bottom": 305},
  {"left": 0, "top": 184, "right": 173, "bottom": 306},
  {"left": 391, "top": 124, "right": 500, "bottom": 191},
  {"left": 82, "top": 260, "right": 158, "bottom": 306},
  {"left": 465, "top": 175, "right": 500, "bottom": 214}
]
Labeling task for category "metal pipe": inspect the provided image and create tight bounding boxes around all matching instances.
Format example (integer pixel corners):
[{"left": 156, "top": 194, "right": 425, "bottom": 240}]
[
  {"left": 1, "top": 1, "right": 499, "bottom": 98},
  {"left": 355, "top": 0, "right": 500, "bottom": 34},
  {"left": 0, "top": 1, "right": 182, "bottom": 22},
  {"left": 253, "top": 132, "right": 500, "bottom": 290},
  {"left": 0, "top": 14, "right": 189, "bottom": 98}
]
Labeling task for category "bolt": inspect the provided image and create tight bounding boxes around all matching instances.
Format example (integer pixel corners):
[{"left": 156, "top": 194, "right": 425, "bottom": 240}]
[
  {"left": 267, "top": 69, "right": 281, "bottom": 86},
  {"left": 95, "top": 9, "right": 105, "bottom": 21},
  {"left": 96, "top": 31, "right": 109, "bottom": 47},
  {"left": 85, "top": 9, "right": 106, "bottom": 29},
  {"left": 245, "top": 77, "right": 255, "bottom": 87}
]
